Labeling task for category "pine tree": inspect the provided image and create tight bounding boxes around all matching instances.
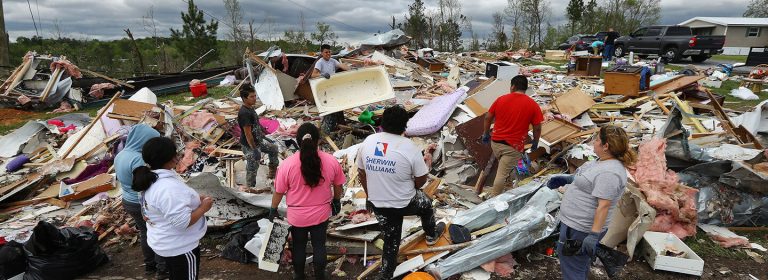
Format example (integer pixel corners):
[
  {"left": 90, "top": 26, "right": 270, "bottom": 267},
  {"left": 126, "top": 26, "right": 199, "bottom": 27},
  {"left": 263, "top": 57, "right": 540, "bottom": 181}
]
[
  {"left": 170, "top": 0, "right": 219, "bottom": 69},
  {"left": 403, "top": 0, "right": 428, "bottom": 48},
  {"left": 566, "top": 0, "right": 584, "bottom": 34}
]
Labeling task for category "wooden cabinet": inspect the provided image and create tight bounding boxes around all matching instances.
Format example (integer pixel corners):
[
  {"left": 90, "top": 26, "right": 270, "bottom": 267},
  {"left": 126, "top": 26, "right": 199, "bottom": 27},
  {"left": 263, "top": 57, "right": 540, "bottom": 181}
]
[
  {"left": 569, "top": 56, "right": 602, "bottom": 76},
  {"left": 604, "top": 66, "right": 649, "bottom": 97},
  {"left": 417, "top": 57, "right": 445, "bottom": 72}
]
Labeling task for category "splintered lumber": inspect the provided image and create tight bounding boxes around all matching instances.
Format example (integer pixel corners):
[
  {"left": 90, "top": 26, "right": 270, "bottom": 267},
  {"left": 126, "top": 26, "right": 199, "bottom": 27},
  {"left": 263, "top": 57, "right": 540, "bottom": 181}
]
[
  {"left": 4, "top": 56, "right": 33, "bottom": 95},
  {"left": 61, "top": 92, "right": 122, "bottom": 159},
  {"left": 357, "top": 230, "right": 424, "bottom": 280},
  {"left": 669, "top": 94, "right": 707, "bottom": 133},
  {"left": 471, "top": 224, "right": 505, "bottom": 237},
  {"left": 82, "top": 69, "right": 135, "bottom": 89},
  {"left": 401, "top": 242, "right": 474, "bottom": 255},
  {"left": 40, "top": 66, "right": 63, "bottom": 101}
]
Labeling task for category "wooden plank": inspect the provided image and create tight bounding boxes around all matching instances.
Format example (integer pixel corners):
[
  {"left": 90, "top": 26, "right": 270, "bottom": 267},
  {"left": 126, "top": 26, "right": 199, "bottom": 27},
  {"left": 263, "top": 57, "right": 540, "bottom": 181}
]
[
  {"left": 652, "top": 75, "right": 705, "bottom": 96},
  {"left": 110, "top": 99, "right": 155, "bottom": 120},
  {"left": 61, "top": 92, "right": 122, "bottom": 159},
  {"left": 82, "top": 69, "right": 135, "bottom": 89},
  {"left": 669, "top": 94, "right": 707, "bottom": 133},
  {"left": 4, "top": 56, "right": 33, "bottom": 96},
  {"left": 40, "top": 67, "right": 63, "bottom": 102},
  {"left": 471, "top": 224, "right": 505, "bottom": 237},
  {"left": 401, "top": 242, "right": 473, "bottom": 255},
  {"left": 328, "top": 229, "right": 381, "bottom": 242},
  {"left": 357, "top": 230, "right": 424, "bottom": 280},
  {"left": 325, "top": 135, "right": 340, "bottom": 152},
  {"left": 422, "top": 178, "right": 442, "bottom": 199}
]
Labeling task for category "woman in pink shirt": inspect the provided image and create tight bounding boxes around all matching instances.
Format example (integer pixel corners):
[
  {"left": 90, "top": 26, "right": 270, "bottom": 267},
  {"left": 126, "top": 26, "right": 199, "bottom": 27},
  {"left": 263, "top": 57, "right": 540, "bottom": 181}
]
[{"left": 269, "top": 123, "right": 345, "bottom": 280}]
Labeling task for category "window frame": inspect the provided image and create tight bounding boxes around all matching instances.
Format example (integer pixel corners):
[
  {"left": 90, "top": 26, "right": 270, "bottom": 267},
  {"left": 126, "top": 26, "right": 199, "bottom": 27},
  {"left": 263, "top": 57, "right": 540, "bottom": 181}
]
[{"left": 747, "top": 26, "right": 761, "bottom": 37}]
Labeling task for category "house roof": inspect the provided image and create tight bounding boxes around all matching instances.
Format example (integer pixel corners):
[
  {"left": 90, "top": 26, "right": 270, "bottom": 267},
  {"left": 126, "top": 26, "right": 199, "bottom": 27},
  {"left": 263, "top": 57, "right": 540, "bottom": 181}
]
[{"left": 680, "top": 17, "right": 768, "bottom": 27}]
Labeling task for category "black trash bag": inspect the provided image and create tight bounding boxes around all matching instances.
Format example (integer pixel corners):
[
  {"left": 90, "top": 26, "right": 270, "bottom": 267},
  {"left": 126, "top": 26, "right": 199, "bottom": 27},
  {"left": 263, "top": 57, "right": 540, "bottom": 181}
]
[
  {"left": 0, "top": 241, "right": 26, "bottom": 279},
  {"left": 220, "top": 221, "right": 261, "bottom": 263},
  {"left": 595, "top": 244, "right": 629, "bottom": 278},
  {"left": 23, "top": 221, "right": 109, "bottom": 280}
]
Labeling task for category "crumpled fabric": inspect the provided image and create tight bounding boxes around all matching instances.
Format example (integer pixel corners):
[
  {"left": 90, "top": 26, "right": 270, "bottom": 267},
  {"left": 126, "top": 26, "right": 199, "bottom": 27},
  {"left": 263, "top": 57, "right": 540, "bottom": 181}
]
[
  {"left": 88, "top": 83, "right": 115, "bottom": 99},
  {"left": 176, "top": 141, "right": 201, "bottom": 174},
  {"left": 51, "top": 59, "right": 82, "bottom": 79},
  {"left": 51, "top": 101, "right": 75, "bottom": 114},
  {"left": 181, "top": 111, "right": 217, "bottom": 130},
  {"left": 63, "top": 157, "right": 113, "bottom": 185},
  {"left": 480, "top": 254, "right": 518, "bottom": 277}
]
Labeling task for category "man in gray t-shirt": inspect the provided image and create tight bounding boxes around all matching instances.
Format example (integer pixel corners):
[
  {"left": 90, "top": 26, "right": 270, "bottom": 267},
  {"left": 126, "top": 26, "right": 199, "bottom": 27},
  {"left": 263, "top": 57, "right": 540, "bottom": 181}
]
[
  {"left": 558, "top": 159, "right": 628, "bottom": 233},
  {"left": 311, "top": 44, "right": 350, "bottom": 79}
]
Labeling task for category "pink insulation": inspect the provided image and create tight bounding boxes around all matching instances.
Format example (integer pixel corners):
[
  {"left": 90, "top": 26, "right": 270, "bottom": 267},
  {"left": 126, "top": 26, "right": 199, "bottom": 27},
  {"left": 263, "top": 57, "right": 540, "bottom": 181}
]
[
  {"left": 176, "top": 141, "right": 202, "bottom": 173},
  {"left": 708, "top": 234, "right": 750, "bottom": 248},
  {"left": 481, "top": 254, "right": 518, "bottom": 277},
  {"left": 631, "top": 138, "right": 698, "bottom": 239}
]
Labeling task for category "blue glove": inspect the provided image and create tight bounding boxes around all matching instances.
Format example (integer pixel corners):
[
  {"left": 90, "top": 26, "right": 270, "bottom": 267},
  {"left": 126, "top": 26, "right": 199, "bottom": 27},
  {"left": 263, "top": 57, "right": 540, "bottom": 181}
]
[
  {"left": 332, "top": 199, "right": 341, "bottom": 216},
  {"left": 481, "top": 132, "right": 491, "bottom": 145},
  {"left": 580, "top": 231, "right": 600, "bottom": 256},
  {"left": 547, "top": 174, "right": 575, "bottom": 189},
  {"left": 268, "top": 207, "right": 280, "bottom": 222},
  {"left": 530, "top": 141, "right": 539, "bottom": 151},
  {"left": 322, "top": 73, "right": 331, "bottom": 79}
]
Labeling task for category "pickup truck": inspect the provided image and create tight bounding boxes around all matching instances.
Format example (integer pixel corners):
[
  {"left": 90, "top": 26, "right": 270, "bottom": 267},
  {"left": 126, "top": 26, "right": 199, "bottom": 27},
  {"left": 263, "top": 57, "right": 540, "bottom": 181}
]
[{"left": 613, "top": 25, "right": 725, "bottom": 63}]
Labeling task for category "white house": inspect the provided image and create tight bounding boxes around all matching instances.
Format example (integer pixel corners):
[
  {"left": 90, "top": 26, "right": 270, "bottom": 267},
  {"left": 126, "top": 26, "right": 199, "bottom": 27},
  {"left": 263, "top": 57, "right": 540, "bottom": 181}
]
[{"left": 680, "top": 17, "right": 768, "bottom": 55}]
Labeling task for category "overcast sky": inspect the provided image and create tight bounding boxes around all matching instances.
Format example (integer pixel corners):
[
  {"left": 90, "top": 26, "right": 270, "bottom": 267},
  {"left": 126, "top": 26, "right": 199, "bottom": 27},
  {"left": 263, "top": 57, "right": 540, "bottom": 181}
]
[{"left": 3, "top": 0, "right": 751, "bottom": 44}]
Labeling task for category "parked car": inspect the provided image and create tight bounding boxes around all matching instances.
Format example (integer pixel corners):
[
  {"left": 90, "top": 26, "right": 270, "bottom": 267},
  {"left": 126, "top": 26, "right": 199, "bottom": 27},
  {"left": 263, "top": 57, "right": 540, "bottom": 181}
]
[
  {"left": 558, "top": 35, "right": 602, "bottom": 52},
  {"left": 613, "top": 25, "right": 725, "bottom": 62}
]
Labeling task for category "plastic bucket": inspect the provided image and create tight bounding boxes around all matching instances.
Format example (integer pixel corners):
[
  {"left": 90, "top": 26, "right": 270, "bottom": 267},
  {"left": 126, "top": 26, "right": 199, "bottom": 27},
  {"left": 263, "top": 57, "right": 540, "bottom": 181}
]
[{"left": 190, "top": 82, "right": 208, "bottom": 97}]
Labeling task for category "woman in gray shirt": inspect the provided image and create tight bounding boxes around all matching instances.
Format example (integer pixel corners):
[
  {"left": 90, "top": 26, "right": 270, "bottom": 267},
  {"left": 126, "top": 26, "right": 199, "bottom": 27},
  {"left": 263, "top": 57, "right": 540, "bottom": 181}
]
[{"left": 551, "top": 125, "right": 637, "bottom": 280}]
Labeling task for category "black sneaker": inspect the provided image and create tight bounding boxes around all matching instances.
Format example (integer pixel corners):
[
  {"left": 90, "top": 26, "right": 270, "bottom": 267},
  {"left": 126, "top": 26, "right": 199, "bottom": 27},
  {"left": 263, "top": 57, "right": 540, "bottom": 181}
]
[
  {"left": 156, "top": 270, "right": 170, "bottom": 280},
  {"left": 426, "top": 222, "right": 446, "bottom": 246}
]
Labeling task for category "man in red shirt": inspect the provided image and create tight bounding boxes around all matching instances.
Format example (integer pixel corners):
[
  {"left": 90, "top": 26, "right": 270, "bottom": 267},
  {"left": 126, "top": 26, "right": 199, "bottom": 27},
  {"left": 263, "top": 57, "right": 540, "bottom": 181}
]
[{"left": 482, "top": 75, "right": 544, "bottom": 196}]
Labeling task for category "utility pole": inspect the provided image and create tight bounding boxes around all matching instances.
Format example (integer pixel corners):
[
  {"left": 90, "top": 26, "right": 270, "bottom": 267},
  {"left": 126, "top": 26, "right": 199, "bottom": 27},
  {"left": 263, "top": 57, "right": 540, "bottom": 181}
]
[{"left": 0, "top": 0, "right": 9, "bottom": 68}]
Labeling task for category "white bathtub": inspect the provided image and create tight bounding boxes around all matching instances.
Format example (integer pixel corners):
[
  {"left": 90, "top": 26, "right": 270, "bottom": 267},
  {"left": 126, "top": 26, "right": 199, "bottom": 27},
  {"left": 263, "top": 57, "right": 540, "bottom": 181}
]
[{"left": 309, "top": 65, "right": 395, "bottom": 116}]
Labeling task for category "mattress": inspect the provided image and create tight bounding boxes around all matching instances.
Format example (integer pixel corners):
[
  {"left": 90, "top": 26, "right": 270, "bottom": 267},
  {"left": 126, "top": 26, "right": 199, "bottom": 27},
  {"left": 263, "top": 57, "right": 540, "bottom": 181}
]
[{"left": 405, "top": 86, "right": 468, "bottom": 136}]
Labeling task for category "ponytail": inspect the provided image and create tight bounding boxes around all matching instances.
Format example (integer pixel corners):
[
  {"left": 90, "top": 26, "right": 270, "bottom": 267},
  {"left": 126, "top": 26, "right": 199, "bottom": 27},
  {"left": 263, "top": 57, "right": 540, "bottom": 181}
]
[
  {"left": 297, "top": 123, "right": 323, "bottom": 187},
  {"left": 599, "top": 125, "right": 637, "bottom": 167},
  {"left": 132, "top": 166, "right": 158, "bottom": 192},
  {"left": 132, "top": 136, "right": 178, "bottom": 192}
]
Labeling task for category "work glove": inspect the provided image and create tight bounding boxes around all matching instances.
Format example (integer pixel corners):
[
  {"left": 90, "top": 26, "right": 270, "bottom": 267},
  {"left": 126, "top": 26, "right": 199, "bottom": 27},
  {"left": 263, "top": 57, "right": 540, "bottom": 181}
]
[
  {"left": 480, "top": 132, "right": 491, "bottom": 145},
  {"left": 268, "top": 207, "right": 280, "bottom": 222},
  {"left": 580, "top": 231, "right": 600, "bottom": 257},
  {"left": 322, "top": 73, "right": 331, "bottom": 79},
  {"left": 529, "top": 141, "right": 539, "bottom": 151},
  {"left": 547, "top": 174, "right": 575, "bottom": 189},
  {"left": 332, "top": 199, "right": 341, "bottom": 216}
]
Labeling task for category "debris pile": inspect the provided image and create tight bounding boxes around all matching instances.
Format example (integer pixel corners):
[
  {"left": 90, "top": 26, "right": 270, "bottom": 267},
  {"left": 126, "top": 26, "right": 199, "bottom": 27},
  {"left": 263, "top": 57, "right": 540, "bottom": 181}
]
[{"left": 1, "top": 35, "right": 768, "bottom": 279}]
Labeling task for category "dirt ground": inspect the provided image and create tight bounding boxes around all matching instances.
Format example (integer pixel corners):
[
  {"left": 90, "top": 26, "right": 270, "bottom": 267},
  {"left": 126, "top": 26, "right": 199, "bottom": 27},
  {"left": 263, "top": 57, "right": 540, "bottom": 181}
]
[
  {"left": 79, "top": 232, "right": 768, "bottom": 280},
  {"left": 0, "top": 108, "right": 42, "bottom": 127}
]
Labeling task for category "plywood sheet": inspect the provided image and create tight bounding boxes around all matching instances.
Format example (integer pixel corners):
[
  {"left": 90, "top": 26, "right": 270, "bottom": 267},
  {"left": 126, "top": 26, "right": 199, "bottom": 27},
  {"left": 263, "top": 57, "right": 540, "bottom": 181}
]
[
  {"left": 651, "top": 75, "right": 705, "bottom": 95},
  {"left": 456, "top": 114, "right": 493, "bottom": 170},
  {"left": 539, "top": 119, "right": 582, "bottom": 146},
  {"left": 552, "top": 88, "right": 596, "bottom": 118},
  {"left": 110, "top": 99, "right": 154, "bottom": 119}
]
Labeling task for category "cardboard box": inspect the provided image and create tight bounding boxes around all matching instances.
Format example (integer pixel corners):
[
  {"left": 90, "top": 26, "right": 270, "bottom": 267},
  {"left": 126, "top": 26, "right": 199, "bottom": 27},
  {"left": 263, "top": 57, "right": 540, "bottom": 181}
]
[{"left": 641, "top": 231, "right": 704, "bottom": 276}]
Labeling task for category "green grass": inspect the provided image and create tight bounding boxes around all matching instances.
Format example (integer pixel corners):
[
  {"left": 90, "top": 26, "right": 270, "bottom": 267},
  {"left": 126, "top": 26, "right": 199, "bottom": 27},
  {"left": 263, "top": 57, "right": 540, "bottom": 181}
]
[
  {"left": 0, "top": 85, "right": 237, "bottom": 136},
  {"left": 711, "top": 55, "right": 747, "bottom": 63},
  {"left": 684, "top": 231, "right": 750, "bottom": 260},
  {"left": 705, "top": 80, "right": 768, "bottom": 111}
]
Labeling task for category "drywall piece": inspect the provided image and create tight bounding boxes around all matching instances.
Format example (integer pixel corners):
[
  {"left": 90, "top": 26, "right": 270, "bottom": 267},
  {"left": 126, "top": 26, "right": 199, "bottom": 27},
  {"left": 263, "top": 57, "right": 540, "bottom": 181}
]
[
  {"left": 552, "top": 88, "right": 595, "bottom": 118},
  {"left": 0, "top": 173, "right": 44, "bottom": 203},
  {"left": 258, "top": 220, "right": 291, "bottom": 272},
  {"left": 0, "top": 121, "right": 46, "bottom": 158},
  {"left": 310, "top": 65, "right": 395, "bottom": 116},
  {"left": 463, "top": 80, "right": 509, "bottom": 116},
  {"left": 602, "top": 181, "right": 656, "bottom": 260},
  {"left": 186, "top": 173, "right": 266, "bottom": 227},
  {"left": 641, "top": 231, "right": 704, "bottom": 276},
  {"left": 393, "top": 255, "right": 425, "bottom": 278}
]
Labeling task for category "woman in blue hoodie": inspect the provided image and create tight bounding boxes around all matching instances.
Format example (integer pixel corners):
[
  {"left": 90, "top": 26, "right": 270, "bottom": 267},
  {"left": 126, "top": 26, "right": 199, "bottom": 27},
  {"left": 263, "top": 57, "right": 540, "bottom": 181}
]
[
  {"left": 114, "top": 124, "right": 166, "bottom": 276},
  {"left": 133, "top": 137, "right": 213, "bottom": 280}
]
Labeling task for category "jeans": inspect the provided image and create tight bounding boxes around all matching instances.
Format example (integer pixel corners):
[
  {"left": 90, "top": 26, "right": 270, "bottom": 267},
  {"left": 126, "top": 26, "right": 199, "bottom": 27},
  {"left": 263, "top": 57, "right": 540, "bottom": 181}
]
[
  {"left": 290, "top": 221, "right": 329, "bottom": 279},
  {"left": 162, "top": 247, "right": 200, "bottom": 280},
  {"left": 556, "top": 223, "right": 606, "bottom": 280},
  {"left": 490, "top": 141, "right": 523, "bottom": 196},
  {"left": 242, "top": 140, "right": 279, "bottom": 188},
  {"left": 123, "top": 200, "right": 166, "bottom": 273},
  {"left": 370, "top": 191, "right": 437, "bottom": 280},
  {"left": 603, "top": 44, "right": 614, "bottom": 61}
]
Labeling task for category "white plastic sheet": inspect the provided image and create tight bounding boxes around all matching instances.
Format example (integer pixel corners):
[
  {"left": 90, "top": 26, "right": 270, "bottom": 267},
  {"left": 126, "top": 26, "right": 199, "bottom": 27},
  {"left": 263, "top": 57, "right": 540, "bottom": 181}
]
[
  {"left": 430, "top": 185, "right": 561, "bottom": 279},
  {"left": 730, "top": 87, "right": 759, "bottom": 100}
]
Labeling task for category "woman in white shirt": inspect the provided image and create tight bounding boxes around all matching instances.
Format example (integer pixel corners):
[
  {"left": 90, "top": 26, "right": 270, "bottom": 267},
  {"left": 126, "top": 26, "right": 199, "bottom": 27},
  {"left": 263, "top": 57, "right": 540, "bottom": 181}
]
[{"left": 132, "top": 137, "right": 213, "bottom": 280}]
